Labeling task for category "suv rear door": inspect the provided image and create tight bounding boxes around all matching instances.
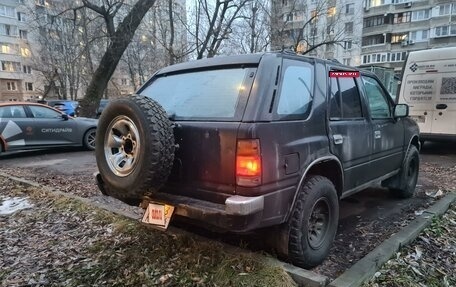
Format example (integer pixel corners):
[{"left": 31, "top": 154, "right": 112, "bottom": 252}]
[
  {"left": 360, "top": 75, "right": 404, "bottom": 179},
  {"left": 327, "top": 70, "right": 373, "bottom": 191},
  {"left": 139, "top": 66, "right": 256, "bottom": 201}
]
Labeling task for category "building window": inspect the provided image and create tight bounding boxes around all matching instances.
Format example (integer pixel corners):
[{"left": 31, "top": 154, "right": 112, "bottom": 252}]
[
  {"left": 7, "top": 81, "right": 17, "bottom": 91},
  {"left": 391, "top": 33, "right": 408, "bottom": 43},
  {"left": 345, "top": 3, "right": 354, "bottom": 14},
  {"left": 367, "top": 0, "right": 389, "bottom": 8},
  {"left": 25, "top": 82, "right": 33, "bottom": 91},
  {"left": 1, "top": 44, "right": 10, "bottom": 54},
  {"left": 310, "top": 27, "right": 317, "bottom": 37},
  {"left": 394, "top": 12, "right": 411, "bottom": 24},
  {"left": 344, "top": 40, "right": 353, "bottom": 50},
  {"left": 362, "top": 35, "right": 385, "bottom": 46},
  {"left": 438, "top": 4, "right": 451, "bottom": 16},
  {"left": 20, "top": 47, "right": 31, "bottom": 57},
  {"left": 345, "top": 22, "right": 353, "bottom": 34},
  {"left": 410, "top": 30, "right": 429, "bottom": 42},
  {"left": 363, "top": 15, "right": 384, "bottom": 28},
  {"left": 282, "top": 0, "right": 288, "bottom": 6},
  {"left": 0, "top": 24, "right": 19, "bottom": 37},
  {"left": 23, "top": 65, "right": 32, "bottom": 74},
  {"left": 343, "top": 58, "right": 351, "bottom": 66},
  {"left": 17, "top": 12, "right": 26, "bottom": 22},
  {"left": 0, "top": 5, "right": 16, "bottom": 18},
  {"left": 411, "top": 9, "right": 430, "bottom": 21},
  {"left": 1, "top": 61, "right": 21, "bottom": 72},
  {"left": 435, "top": 26, "right": 449, "bottom": 37},
  {"left": 19, "top": 30, "right": 27, "bottom": 39},
  {"left": 121, "top": 79, "right": 128, "bottom": 85}
]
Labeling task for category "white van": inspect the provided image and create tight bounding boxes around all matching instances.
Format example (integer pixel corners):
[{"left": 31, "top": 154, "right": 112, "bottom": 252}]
[{"left": 398, "top": 47, "right": 456, "bottom": 143}]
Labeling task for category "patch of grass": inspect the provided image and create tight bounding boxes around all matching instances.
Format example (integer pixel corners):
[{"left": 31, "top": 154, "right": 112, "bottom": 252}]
[{"left": 46, "top": 195, "right": 296, "bottom": 286}]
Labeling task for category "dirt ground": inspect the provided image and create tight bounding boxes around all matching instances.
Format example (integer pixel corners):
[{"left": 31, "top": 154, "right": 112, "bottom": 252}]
[{"left": 1, "top": 141, "right": 455, "bottom": 279}]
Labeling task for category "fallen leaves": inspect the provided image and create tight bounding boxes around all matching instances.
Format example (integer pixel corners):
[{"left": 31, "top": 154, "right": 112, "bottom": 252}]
[
  {"left": 0, "top": 177, "right": 296, "bottom": 287},
  {"left": 365, "top": 204, "right": 456, "bottom": 287}
]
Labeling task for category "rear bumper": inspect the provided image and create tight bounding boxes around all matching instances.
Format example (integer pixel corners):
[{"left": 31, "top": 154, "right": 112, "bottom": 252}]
[
  {"left": 95, "top": 173, "right": 294, "bottom": 232},
  {"left": 148, "top": 192, "right": 265, "bottom": 232}
]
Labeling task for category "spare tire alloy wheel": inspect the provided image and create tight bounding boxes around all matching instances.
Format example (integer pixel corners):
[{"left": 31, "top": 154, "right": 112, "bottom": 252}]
[
  {"left": 104, "top": 116, "right": 140, "bottom": 177},
  {"left": 95, "top": 94, "right": 175, "bottom": 204}
]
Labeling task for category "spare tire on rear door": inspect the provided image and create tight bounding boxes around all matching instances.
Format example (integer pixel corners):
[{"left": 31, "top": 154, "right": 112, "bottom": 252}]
[{"left": 95, "top": 94, "right": 175, "bottom": 204}]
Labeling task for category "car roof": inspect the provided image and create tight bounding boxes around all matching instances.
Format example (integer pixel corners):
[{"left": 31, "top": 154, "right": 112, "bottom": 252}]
[
  {"left": 157, "top": 52, "right": 373, "bottom": 77},
  {"left": 158, "top": 53, "right": 265, "bottom": 74}
]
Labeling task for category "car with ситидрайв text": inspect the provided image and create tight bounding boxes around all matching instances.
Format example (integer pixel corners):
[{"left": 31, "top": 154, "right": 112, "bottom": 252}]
[{"left": 0, "top": 102, "right": 97, "bottom": 155}]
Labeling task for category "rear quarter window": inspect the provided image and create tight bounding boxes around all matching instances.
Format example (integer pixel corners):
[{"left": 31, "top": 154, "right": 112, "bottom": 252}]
[{"left": 276, "top": 62, "right": 313, "bottom": 120}]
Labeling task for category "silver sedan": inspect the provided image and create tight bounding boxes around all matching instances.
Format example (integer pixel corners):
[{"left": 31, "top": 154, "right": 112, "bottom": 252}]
[{"left": 0, "top": 102, "right": 97, "bottom": 154}]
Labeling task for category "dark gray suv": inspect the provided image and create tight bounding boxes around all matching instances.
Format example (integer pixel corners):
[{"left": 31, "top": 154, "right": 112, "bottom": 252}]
[{"left": 95, "top": 52, "right": 420, "bottom": 268}]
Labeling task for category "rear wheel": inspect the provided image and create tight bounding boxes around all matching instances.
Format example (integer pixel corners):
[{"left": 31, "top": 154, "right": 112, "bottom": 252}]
[
  {"left": 95, "top": 94, "right": 175, "bottom": 204},
  {"left": 83, "top": 128, "right": 96, "bottom": 151},
  {"left": 287, "top": 176, "right": 339, "bottom": 268}
]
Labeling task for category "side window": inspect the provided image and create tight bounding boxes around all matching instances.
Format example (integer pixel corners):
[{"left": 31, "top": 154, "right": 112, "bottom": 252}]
[
  {"left": 329, "top": 76, "right": 363, "bottom": 119},
  {"left": 277, "top": 64, "right": 313, "bottom": 118},
  {"left": 329, "top": 77, "right": 342, "bottom": 118},
  {"left": 0, "top": 106, "right": 27, "bottom": 118},
  {"left": 29, "top": 106, "right": 61, "bottom": 118},
  {"left": 362, "top": 76, "right": 391, "bottom": 119}
]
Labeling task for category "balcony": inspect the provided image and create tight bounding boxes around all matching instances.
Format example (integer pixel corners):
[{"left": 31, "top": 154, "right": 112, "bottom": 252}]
[
  {"left": 361, "top": 43, "right": 391, "bottom": 53},
  {"left": 364, "top": 4, "right": 394, "bottom": 16},
  {"left": 363, "top": 24, "right": 393, "bottom": 35}
]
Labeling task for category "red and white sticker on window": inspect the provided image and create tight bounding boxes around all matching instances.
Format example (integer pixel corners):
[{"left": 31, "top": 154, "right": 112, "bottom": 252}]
[{"left": 329, "top": 71, "right": 360, "bottom": 78}]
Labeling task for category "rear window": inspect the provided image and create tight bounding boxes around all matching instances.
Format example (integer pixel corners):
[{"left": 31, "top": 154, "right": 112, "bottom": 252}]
[{"left": 140, "top": 68, "right": 253, "bottom": 120}]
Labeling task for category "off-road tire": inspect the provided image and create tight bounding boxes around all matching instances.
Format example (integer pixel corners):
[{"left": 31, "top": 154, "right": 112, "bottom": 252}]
[
  {"left": 389, "top": 145, "right": 419, "bottom": 198},
  {"left": 95, "top": 94, "right": 175, "bottom": 204},
  {"left": 83, "top": 128, "right": 96, "bottom": 151},
  {"left": 288, "top": 176, "right": 339, "bottom": 269}
]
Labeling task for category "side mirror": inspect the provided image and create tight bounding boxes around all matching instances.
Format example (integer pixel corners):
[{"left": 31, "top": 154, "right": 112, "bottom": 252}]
[
  {"left": 61, "top": 113, "right": 69, "bottom": 121},
  {"left": 394, "top": 104, "right": 409, "bottom": 118}
]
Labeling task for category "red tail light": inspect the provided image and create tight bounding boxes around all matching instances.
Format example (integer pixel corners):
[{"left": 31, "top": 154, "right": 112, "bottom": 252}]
[{"left": 236, "top": 139, "right": 262, "bottom": 187}]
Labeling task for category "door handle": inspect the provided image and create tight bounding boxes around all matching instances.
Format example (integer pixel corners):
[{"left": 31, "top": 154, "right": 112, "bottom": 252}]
[
  {"left": 374, "top": 130, "right": 381, "bottom": 139},
  {"left": 436, "top": 104, "right": 447, "bottom": 110},
  {"left": 333, "top": 134, "right": 343, "bottom": 145}
]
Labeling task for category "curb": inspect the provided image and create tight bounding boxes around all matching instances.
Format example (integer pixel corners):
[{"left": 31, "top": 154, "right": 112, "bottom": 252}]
[
  {"left": 0, "top": 172, "right": 328, "bottom": 287},
  {"left": 328, "top": 192, "right": 456, "bottom": 287}
]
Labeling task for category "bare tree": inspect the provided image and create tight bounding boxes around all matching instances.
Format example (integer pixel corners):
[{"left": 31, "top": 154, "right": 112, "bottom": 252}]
[
  {"left": 28, "top": 1, "right": 92, "bottom": 100},
  {"left": 225, "top": 0, "right": 270, "bottom": 54},
  {"left": 185, "top": 0, "right": 253, "bottom": 59},
  {"left": 271, "top": 0, "right": 360, "bottom": 57},
  {"left": 78, "top": 0, "right": 158, "bottom": 116}
]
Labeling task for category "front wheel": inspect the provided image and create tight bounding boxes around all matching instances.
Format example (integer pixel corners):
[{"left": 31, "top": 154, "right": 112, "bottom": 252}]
[
  {"left": 389, "top": 145, "right": 420, "bottom": 198},
  {"left": 287, "top": 176, "right": 339, "bottom": 268}
]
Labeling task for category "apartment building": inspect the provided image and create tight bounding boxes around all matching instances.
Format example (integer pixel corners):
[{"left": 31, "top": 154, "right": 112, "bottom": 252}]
[
  {"left": 0, "top": 0, "right": 39, "bottom": 102},
  {"left": 271, "top": 0, "right": 364, "bottom": 65},
  {"left": 360, "top": 0, "right": 456, "bottom": 76}
]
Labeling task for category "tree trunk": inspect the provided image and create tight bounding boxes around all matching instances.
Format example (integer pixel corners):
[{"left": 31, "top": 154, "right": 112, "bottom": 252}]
[{"left": 79, "top": 0, "right": 157, "bottom": 117}]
